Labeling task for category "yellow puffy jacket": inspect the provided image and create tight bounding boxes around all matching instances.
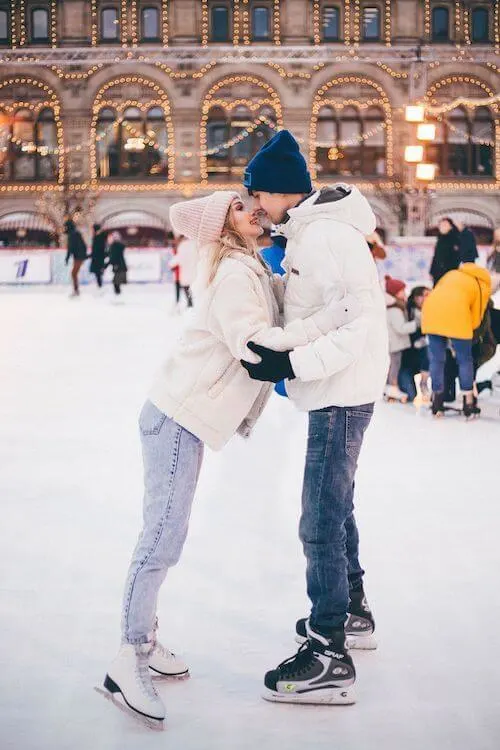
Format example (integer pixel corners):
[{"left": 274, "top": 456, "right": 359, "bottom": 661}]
[{"left": 422, "top": 264, "right": 492, "bottom": 340}]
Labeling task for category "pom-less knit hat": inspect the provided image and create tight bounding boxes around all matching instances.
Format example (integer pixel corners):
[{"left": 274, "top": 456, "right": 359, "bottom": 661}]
[
  {"left": 243, "top": 130, "right": 312, "bottom": 194},
  {"left": 169, "top": 190, "right": 240, "bottom": 249},
  {"left": 385, "top": 275, "right": 406, "bottom": 297}
]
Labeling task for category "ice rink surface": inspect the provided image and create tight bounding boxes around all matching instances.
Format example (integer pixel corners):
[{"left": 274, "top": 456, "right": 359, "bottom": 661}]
[{"left": 1, "top": 285, "right": 499, "bottom": 750}]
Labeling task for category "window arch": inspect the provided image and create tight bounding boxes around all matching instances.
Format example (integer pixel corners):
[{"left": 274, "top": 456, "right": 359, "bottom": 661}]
[
  {"left": 0, "top": 8, "right": 9, "bottom": 43},
  {"left": 0, "top": 106, "right": 59, "bottom": 182},
  {"left": 432, "top": 7, "right": 449, "bottom": 42},
  {"left": 31, "top": 7, "right": 49, "bottom": 42},
  {"left": 471, "top": 7, "right": 489, "bottom": 43},
  {"left": 101, "top": 7, "right": 120, "bottom": 41},
  {"left": 427, "top": 106, "right": 494, "bottom": 177},
  {"left": 206, "top": 103, "right": 277, "bottom": 181},
  {"left": 96, "top": 104, "right": 170, "bottom": 180},
  {"left": 141, "top": 6, "right": 160, "bottom": 41},
  {"left": 314, "top": 104, "right": 386, "bottom": 177}
]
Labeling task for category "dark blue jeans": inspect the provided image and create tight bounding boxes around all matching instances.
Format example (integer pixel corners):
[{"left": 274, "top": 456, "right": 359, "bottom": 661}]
[
  {"left": 427, "top": 335, "right": 474, "bottom": 393},
  {"left": 299, "top": 403, "right": 374, "bottom": 635}
]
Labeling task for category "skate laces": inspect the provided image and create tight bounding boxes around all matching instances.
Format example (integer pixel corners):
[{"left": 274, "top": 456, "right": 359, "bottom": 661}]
[
  {"left": 276, "top": 642, "right": 318, "bottom": 678},
  {"left": 136, "top": 656, "right": 159, "bottom": 700},
  {"left": 155, "top": 642, "right": 175, "bottom": 660}
]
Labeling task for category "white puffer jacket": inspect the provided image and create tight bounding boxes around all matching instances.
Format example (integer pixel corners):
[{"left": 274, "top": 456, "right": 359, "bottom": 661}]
[
  {"left": 149, "top": 251, "right": 361, "bottom": 450},
  {"left": 276, "top": 186, "right": 390, "bottom": 411}
]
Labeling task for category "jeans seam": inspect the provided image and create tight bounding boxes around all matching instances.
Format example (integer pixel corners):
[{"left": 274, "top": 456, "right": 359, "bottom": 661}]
[
  {"left": 124, "top": 423, "right": 183, "bottom": 641},
  {"left": 309, "top": 409, "right": 336, "bottom": 624}
]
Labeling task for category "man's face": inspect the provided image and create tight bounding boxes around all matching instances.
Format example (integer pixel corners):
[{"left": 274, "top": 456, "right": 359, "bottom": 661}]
[{"left": 250, "top": 192, "right": 292, "bottom": 225}]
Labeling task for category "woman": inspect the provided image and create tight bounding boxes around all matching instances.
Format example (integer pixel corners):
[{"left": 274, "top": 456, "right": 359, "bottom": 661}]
[
  {"left": 487, "top": 228, "right": 500, "bottom": 293},
  {"left": 422, "top": 263, "right": 491, "bottom": 418},
  {"left": 429, "top": 218, "right": 461, "bottom": 286},
  {"left": 64, "top": 218, "right": 88, "bottom": 297},
  {"left": 102, "top": 191, "right": 362, "bottom": 725},
  {"left": 90, "top": 223, "right": 107, "bottom": 289}
]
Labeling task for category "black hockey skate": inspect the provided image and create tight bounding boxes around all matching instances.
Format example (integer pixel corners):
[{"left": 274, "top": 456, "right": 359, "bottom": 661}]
[
  {"left": 296, "top": 588, "right": 377, "bottom": 650},
  {"left": 431, "top": 392, "right": 445, "bottom": 417},
  {"left": 263, "top": 624, "right": 356, "bottom": 705},
  {"left": 463, "top": 395, "right": 481, "bottom": 420}
]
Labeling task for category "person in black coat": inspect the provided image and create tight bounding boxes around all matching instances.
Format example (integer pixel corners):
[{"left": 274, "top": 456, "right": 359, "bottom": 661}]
[
  {"left": 429, "top": 218, "right": 461, "bottom": 286},
  {"left": 90, "top": 223, "right": 107, "bottom": 288},
  {"left": 106, "top": 232, "right": 127, "bottom": 296},
  {"left": 456, "top": 221, "right": 478, "bottom": 264},
  {"left": 64, "top": 218, "right": 88, "bottom": 297}
]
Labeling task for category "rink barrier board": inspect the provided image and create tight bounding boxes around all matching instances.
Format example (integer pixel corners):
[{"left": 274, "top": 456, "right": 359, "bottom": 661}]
[{"left": 0, "top": 244, "right": 493, "bottom": 286}]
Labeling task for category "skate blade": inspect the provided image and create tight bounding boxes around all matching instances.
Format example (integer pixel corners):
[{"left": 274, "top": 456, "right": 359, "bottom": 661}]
[
  {"left": 295, "top": 634, "right": 377, "bottom": 651},
  {"left": 94, "top": 687, "right": 165, "bottom": 731},
  {"left": 150, "top": 668, "right": 190, "bottom": 681},
  {"left": 346, "top": 633, "right": 378, "bottom": 651},
  {"left": 262, "top": 686, "right": 356, "bottom": 706}
]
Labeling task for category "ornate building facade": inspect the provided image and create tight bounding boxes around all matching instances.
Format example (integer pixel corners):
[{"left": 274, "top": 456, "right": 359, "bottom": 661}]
[{"left": 0, "top": 0, "right": 499, "bottom": 244}]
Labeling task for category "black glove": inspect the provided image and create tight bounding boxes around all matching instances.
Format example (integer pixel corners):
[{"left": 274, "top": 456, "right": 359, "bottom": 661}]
[{"left": 240, "top": 341, "right": 296, "bottom": 383}]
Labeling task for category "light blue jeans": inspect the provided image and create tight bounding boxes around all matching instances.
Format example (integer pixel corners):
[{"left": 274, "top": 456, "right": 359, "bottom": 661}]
[{"left": 121, "top": 400, "right": 204, "bottom": 644}]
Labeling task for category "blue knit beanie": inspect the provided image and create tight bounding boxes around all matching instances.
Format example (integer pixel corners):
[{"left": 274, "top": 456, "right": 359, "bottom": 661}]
[{"left": 243, "top": 130, "right": 312, "bottom": 194}]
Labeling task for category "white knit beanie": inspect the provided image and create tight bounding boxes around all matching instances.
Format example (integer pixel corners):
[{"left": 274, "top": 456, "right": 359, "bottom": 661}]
[{"left": 169, "top": 191, "right": 240, "bottom": 249}]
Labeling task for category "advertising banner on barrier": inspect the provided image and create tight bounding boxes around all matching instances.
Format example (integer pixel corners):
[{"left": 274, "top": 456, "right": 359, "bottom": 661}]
[
  {"left": 0, "top": 252, "right": 52, "bottom": 284},
  {"left": 125, "top": 251, "right": 163, "bottom": 282}
]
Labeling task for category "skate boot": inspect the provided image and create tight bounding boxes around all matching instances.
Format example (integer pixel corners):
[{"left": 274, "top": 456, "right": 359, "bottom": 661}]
[
  {"left": 384, "top": 384, "right": 408, "bottom": 403},
  {"left": 149, "top": 641, "right": 189, "bottom": 678},
  {"left": 263, "top": 623, "right": 356, "bottom": 705},
  {"left": 431, "top": 392, "right": 445, "bottom": 417},
  {"left": 463, "top": 394, "right": 481, "bottom": 420},
  {"left": 296, "top": 587, "right": 377, "bottom": 650},
  {"left": 345, "top": 588, "right": 377, "bottom": 649},
  {"left": 103, "top": 643, "right": 165, "bottom": 724}
]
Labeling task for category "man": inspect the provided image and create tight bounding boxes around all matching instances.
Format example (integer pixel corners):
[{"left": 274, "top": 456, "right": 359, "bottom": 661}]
[
  {"left": 241, "top": 130, "right": 389, "bottom": 705},
  {"left": 455, "top": 220, "right": 478, "bottom": 265}
]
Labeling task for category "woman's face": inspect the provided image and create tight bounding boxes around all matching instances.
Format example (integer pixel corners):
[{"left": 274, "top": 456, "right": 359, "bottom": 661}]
[
  {"left": 229, "top": 199, "right": 264, "bottom": 239},
  {"left": 438, "top": 219, "right": 452, "bottom": 235}
]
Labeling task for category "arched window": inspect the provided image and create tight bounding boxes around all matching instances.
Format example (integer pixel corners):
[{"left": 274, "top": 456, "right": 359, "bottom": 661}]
[
  {"left": 432, "top": 7, "right": 449, "bottom": 42},
  {"left": 0, "top": 107, "right": 58, "bottom": 182},
  {"left": 0, "top": 110, "right": 9, "bottom": 180},
  {"left": 322, "top": 7, "right": 340, "bottom": 41},
  {"left": 206, "top": 104, "right": 277, "bottom": 180},
  {"left": 36, "top": 108, "right": 58, "bottom": 180},
  {"left": 471, "top": 7, "right": 489, "bottom": 43},
  {"left": 429, "top": 106, "right": 494, "bottom": 177},
  {"left": 472, "top": 107, "right": 494, "bottom": 176},
  {"left": 362, "top": 7, "right": 380, "bottom": 41},
  {"left": 210, "top": 5, "right": 230, "bottom": 42},
  {"left": 141, "top": 7, "right": 160, "bottom": 40},
  {"left": 314, "top": 104, "right": 386, "bottom": 177},
  {"left": 0, "top": 9, "right": 9, "bottom": 43},
  {"left": 31, "top": 8, "right": 49, "bottom": 42},
  {"left": 252, "top": 6, "right": 271, "bottom": 40},
  {"left": 96, "top": 106, "right": 169, "bottom": 180},
  {"left": 101, "top": 8, "right": 119, "bottom": 41},
  {"left": 364, "top": 106, "right": 385, "bottom": 175}
]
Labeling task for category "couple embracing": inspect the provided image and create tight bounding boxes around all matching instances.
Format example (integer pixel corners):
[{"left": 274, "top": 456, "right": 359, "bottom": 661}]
[{"left": 103, "top": 131, "right": 389, "bottom": 723}]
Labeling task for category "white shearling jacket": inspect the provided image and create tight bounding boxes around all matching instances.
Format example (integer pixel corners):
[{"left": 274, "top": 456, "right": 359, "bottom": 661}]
[
  {"left": 148, "top": 251, "right": 361, "bottom": 450},
  {"left": 276, "top": 186, "right": 390, "bottom": 411}
]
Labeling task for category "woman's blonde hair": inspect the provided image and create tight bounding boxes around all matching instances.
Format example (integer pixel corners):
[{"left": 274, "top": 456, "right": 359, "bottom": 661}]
[{"left": 206, "top": 203, "right": 267, "bottom": 284}]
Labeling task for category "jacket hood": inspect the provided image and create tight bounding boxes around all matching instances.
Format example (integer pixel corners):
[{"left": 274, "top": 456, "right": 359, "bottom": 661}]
[
  {"left": 283, "top": 185, "right": 377, "bottom": 236},
  {"left": 458, "top": 263, "right": 491, "bottom": 287}
]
